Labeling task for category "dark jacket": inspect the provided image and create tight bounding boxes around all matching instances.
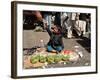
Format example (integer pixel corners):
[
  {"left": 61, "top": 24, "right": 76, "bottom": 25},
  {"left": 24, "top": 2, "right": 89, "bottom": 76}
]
[{"left": 46, "top": 27, "right": 64, "bottom": 49}]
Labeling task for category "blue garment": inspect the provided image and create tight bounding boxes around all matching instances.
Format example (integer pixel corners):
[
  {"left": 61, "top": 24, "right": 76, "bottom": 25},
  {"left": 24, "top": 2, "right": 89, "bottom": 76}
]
[{"left": 47, "top": 45, "right": 63, "bottom": 52}]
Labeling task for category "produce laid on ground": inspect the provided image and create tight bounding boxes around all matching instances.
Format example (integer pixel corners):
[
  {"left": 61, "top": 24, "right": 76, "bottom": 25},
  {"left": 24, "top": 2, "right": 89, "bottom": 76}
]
[
  {"left": 30, "top": 55, "right": 40, "bottom": 64},
  {"left": 46, "top": 55, "right": 55, "bottom": 64},
  {"left": 62, "top": 54, "right": 70, "bottom": 61},
  {"left": 27, "top": 49, "right": 80, "bottom": 68},
  {"left": 39, "top": 55, "right": 47, "bottom": 63}
]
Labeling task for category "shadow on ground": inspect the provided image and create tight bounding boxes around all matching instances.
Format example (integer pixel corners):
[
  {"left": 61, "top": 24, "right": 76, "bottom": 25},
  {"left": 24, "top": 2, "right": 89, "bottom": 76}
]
[{"left": 76, "top": 37, "right": 91, "bottom": 53}]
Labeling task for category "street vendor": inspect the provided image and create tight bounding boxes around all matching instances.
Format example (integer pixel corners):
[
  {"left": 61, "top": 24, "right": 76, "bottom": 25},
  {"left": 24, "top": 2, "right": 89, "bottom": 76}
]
[{"left": 45, "top": 24, "right": 64, "bottom": 53}]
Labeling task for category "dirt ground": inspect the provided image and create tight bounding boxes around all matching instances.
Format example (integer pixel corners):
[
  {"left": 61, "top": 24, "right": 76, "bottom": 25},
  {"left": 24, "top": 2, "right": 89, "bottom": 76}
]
[{"left": 23, "top": 30, "right": 91, "bottom": 69}]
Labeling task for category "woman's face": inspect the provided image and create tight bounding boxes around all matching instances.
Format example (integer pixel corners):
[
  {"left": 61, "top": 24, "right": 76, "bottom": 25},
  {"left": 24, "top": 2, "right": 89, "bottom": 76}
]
[{"left": 51, "top": 26, "right": 59, "bottom": 33}]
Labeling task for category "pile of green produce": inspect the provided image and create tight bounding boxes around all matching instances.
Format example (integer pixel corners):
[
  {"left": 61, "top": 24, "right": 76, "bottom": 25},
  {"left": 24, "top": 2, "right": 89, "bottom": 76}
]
[
  {"left": 62, "top": 54, "right": 70, "bottom": 61},
  {"left": 46, "top": 55, "right": 55, "bottom": 64},
  {"left": 39, "top": 55, "right": 47, "bottom": 63},
  {"left": 54, "top": 54, "right": 63, "bottom": 63},
  {"left": 30, "top": 55, "right": 40, "bottom": 64},
  {"left": 30, "top": 54, "right": 70, "bottom": 64}
]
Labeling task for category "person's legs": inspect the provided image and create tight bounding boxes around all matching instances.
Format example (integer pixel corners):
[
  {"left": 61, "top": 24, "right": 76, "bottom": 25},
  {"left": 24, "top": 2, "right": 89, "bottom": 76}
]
[
  {"left": 47, "top": 45, "right": 53, "bottom": 51},
  {"left": 56, "top": 46, "right": 63, "bottom": 52},
  {"left": 47, "top": 45, "right": 57, "bottom": 53},
  {"left": 47, "top": 45, "right": 64, "bottom": 53}
]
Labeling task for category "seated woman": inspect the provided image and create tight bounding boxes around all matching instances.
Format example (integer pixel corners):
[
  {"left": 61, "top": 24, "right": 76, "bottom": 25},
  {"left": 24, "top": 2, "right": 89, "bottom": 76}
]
[{"left": 45, "top": 25, "right": 64, "bottom": 53}]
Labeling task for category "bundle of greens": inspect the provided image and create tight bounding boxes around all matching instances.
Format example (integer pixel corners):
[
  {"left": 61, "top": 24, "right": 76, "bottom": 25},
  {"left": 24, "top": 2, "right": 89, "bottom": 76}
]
[
  {"left": 62, "top": 54, "right": 70, "bottom": 61},
  {"left": 30, "top": 55, "right": 40, "bottom": 64},
  {"left": 39, "top": 55, "right": 47, "bottom": 63},
  {"left": 46, "top": 55, "right": 55, "bottom": 64},
  {"left": 54, "top": 54, "right": 63, "bottom": 63},
  {"left": 30, "top": 53, "right": 70, "bottom": 65}
]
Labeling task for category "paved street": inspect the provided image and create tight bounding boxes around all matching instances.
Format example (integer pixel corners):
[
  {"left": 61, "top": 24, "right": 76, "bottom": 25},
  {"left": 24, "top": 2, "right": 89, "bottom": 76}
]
[{"left": 23, "top": 30, "right": 91, "bottom": 68}]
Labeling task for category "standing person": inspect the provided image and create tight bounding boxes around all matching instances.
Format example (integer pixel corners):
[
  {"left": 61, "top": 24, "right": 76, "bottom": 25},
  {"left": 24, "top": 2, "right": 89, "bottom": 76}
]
[
  {"left": 45, "top": 24, "right": 64, "bottom": 53},
  {"left": 74, "top": 13, "right": 86, "bottom": 37},
  {"left": 43, "top": 12, "right": 52, "bottom": 29},
  {"left": 54, "top": 12, "right": 61, "bottom": 27},
  {"left": 61, "top": 12, "right": 73, "bottom": 38}
]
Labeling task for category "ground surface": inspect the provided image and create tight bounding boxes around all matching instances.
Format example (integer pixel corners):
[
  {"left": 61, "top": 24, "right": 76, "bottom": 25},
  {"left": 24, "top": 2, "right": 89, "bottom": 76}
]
[{"left": 23, "top": 30, "right": 91, "bottom": 69}]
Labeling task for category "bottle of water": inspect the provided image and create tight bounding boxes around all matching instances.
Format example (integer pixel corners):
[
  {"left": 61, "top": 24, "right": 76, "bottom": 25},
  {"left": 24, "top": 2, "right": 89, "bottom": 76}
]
[{"left": 40, "top": 39, "right": 44, "bottom": 48}]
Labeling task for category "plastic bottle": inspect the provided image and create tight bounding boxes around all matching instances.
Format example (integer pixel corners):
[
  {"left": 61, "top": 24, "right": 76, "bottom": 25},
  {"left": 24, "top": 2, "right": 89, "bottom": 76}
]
[{"left": 40, "top": 39, "right": 44, "bottom": 48}]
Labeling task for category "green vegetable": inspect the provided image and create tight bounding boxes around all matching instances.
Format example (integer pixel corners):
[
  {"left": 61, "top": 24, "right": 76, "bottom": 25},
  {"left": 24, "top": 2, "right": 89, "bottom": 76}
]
[
  {"left": 39, "top": 55, "right": 46, "bottom": 63},
  {"left": 62, "top": 55, "right": 70, "bottom": 61},
  {"left": 30, "top": 54, "right": 70, "bottom": 65},
  {"left": 30, "top": 55, "right": 39, "bottom": 64},
  {"left": 47, "top": 55, "right": 55, "bottom": 64},
  {"left": 54, "top": 54, "right": 62, "bottom": 63}
]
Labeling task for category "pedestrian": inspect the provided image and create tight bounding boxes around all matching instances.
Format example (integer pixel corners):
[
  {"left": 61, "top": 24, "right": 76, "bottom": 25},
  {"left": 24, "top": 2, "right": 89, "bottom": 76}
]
[{"left": 74, "top": 14, "right": 86, "bottom": 37}]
